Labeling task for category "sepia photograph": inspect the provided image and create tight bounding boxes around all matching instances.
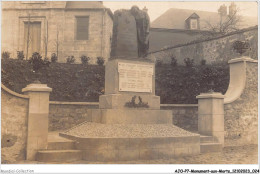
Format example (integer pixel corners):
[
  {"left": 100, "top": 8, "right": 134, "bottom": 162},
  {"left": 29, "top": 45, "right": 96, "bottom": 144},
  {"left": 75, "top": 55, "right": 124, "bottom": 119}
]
[{"left": 0, "top": 0, "right": 258, "bottom": 173}]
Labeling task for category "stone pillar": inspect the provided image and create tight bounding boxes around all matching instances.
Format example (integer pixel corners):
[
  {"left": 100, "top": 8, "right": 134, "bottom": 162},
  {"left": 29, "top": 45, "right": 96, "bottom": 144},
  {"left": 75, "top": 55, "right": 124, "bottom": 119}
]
[
  {"left": 196, "top": 92, "right": 225, "bottom": 146},
  {"left": 22, "top": 83, "right": 52, "bottom": 160}
]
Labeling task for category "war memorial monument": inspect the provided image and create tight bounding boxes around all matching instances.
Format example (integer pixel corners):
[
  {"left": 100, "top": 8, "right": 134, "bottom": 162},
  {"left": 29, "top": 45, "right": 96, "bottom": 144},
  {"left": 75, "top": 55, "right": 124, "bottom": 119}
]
[{"left": 55, "top": 6, "right": 201, "bottom": 162}]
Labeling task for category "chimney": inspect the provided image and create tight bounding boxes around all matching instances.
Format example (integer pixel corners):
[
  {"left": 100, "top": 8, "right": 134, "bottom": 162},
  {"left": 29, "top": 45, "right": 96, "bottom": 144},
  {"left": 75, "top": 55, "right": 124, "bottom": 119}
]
[
  {"left": 218, "top": 4, "right": 227, "bottom": 16},
  {"left": 229, "top": 2, "right": 236, "bottom": 16},
  {"left": 143, "top": 6, "right": 148, "bottom": 13}
]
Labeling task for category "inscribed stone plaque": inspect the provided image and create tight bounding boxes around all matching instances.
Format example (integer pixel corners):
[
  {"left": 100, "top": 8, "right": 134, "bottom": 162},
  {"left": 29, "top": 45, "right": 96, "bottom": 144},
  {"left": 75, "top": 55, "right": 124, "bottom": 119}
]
[{"left": 118, "top": 62, "right": 153, "bottom": 92}]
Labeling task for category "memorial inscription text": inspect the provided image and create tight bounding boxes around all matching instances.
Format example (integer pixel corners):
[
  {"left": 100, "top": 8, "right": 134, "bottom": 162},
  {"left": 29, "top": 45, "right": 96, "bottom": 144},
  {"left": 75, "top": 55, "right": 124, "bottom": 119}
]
[{"left": 118, "top": 62, "right": 153, "bottom": 92}]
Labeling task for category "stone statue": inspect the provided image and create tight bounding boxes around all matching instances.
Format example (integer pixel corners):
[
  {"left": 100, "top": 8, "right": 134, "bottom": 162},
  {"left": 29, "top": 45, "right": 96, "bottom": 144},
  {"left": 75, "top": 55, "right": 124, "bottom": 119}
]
[{"left": 110, "top": 6, "right": 150, "bottom": 59}]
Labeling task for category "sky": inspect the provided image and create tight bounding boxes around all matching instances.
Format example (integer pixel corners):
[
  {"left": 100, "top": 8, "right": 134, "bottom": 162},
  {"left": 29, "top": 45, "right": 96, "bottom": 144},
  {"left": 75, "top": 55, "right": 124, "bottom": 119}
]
[{"left": 103, "top": 1, "right": 258, "bottom": 22}]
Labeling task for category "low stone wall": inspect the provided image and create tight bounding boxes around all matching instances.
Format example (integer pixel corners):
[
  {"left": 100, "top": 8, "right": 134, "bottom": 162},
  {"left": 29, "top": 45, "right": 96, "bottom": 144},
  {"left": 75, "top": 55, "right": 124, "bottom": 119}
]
[
  {"left": 49, "top": 101, "right": 99, "bottom": 131},
  {"left": 148, "top": 26, "right": 258, "bottom": 65},
  {"left": 161, "top": 104, "right": 198, "bottom": 133},
  {"left": 224, "top": 61, "right": 258, "bottom": 146},
  {"left": 1, "top": 85, "right": 29, "bottom": 163},
  {"left": 49, "top": 102, "right": 198, "bottom": 132}
]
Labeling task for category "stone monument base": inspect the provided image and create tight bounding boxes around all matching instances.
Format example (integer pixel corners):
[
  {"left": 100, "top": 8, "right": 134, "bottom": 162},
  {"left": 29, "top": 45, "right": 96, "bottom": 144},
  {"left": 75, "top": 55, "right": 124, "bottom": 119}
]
[
  {"left": 99, "top": 94, "right": 160, "bottom": 109},
  {"left": 88, "top": 109, "right": 172, "bottom": 124}
]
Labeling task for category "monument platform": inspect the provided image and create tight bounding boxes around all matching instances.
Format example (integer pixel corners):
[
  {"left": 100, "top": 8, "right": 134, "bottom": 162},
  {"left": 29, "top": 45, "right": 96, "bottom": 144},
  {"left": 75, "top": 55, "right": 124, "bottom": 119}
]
[{"left": 60, "top": 123, "right": 200, "bottom": 161}]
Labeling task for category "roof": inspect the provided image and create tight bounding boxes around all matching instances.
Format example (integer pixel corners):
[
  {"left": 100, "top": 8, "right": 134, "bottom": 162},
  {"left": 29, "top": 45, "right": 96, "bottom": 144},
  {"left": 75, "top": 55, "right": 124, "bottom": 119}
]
[
  {"left": 65, "top": 1, "right": 113, "bottom": 19},
  {"left": 151, "top": 8, "right": 257, "bottom": 30},
  {"left": 186, "top": 13, "right": 200, "bottom": 20},
  {"left": 65, "top": 1, "right": 106, "bottom": 9}
]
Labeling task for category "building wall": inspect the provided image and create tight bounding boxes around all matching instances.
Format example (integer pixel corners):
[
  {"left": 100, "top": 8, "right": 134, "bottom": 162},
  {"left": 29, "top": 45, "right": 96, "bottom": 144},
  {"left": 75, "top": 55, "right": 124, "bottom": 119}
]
[
  {"left": 1, "top": 85, "right": 29, "bottom": 163},
  {"left": 62, "top": 10, "right": 102, "bottom": 63},
  {"left": 148, "top": 26, "right": 258, "bottom": 65},
  {"left": 1, "top": 1, "right": 113, "bottom": 63}
]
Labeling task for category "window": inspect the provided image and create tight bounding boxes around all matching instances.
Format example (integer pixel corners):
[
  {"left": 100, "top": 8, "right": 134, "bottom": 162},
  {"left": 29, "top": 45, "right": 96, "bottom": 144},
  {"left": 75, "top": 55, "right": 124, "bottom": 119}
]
[
  {"left": 76, "top": 16, "right": 89, "bottom": 40},
  {"left": 190, "top": 19, "right": 198, "bottom": 30}
]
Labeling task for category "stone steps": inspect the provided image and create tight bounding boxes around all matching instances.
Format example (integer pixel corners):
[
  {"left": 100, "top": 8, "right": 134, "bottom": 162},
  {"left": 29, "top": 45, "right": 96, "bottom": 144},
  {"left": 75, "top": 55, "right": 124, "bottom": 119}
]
[
  {"left": 47, "top": 141, "right": 76, "bottom": 150},
  {"left": 36, "top": 150, "right": 82, "bottom": 162},
  {"left": 200, "top": 135, "right": 222, "bottom": 153},
  {"left": 35, "top": 133, "right": 223, "bottom": 162},
  {"left": 36, "top": 132, "right": 82, "bottom": 162},
  {"left": 200, "top": 135, "right": 216, "bottom": 143},
  {"left": 200, "top": 143, "right": 222, "bottom": 153}
]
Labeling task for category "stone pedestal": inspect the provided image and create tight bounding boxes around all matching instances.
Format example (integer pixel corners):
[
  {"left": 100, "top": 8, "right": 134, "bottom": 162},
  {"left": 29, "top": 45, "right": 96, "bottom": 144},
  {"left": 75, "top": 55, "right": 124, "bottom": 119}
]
[
  {"left": 99, "top": 94, "right": 160, "bottom": 109},
  {"left": 87, "top": 58, "right": 172, "bottom": 125},
  {"left": 196, "top": 92, "right": 225, "bottom": 146},
  {"left": 22, "top": 83, "right": 52, "bottom": 160},
  {"left": 88, "top": 109, "right": 172, "bottom": 124},
  {"left": 92, "top": 59, "right": 170, "bottom": 123},
  {"left": 104, "top": 59, "right": 155, "bottom": 94},
  {"left": 100, "top": 59, "right": 160, "bottom": 109}
]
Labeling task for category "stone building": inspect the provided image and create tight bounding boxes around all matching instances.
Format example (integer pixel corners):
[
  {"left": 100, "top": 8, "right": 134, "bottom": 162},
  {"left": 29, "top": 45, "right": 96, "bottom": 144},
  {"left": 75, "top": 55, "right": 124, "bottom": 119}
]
[
  {"left": 150, "top": 5, "right": 257, "bottom": 52},
  {"left": 1, "top": 1, "right": 113, "bottom": 63}
]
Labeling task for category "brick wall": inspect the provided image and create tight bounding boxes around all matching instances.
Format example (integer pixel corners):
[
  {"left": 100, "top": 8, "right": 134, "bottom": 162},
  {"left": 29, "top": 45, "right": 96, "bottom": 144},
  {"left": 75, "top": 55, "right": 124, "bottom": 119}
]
[
  {"left": 148, "top": 26, "right": 258, "bottom": 65},
  {"left": 1, "top": 85, "right": 29, "bottom": 163}
]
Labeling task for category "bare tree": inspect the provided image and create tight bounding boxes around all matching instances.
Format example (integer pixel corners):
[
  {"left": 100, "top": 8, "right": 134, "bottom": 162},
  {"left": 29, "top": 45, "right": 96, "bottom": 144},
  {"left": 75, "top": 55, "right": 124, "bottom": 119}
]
[
  {"left": 204, "top": 3, "right": 242, "bottom": 35},
  {"left": 43, "top": 20, "right": 49, "bottom": 58},
  {"left": 25, "top": 13, "right": 31, "bottom": 60},
  {"left": 55, "top": 26, "right": 59, "bottom": 59}
]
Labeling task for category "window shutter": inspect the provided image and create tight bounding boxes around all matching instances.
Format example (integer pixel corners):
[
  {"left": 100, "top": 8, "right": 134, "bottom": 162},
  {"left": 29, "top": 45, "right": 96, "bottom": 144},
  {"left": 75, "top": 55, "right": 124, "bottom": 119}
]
[{"left": 76, "top": 16, "right": 89, "bottom": 40}]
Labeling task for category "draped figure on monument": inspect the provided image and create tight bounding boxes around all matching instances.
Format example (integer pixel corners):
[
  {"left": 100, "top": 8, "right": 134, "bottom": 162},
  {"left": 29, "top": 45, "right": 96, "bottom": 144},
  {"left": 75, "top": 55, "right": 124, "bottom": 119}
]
[
  {"left": 131, "top": 6, "right": 150, "bottom": 57},
  {"left": 110, "top": 6, "right": 150, "bottom": 59}
]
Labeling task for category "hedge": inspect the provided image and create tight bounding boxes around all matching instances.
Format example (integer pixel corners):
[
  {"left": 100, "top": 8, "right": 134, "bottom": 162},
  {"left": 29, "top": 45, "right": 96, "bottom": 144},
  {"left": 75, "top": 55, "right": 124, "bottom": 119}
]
[{"left": 1, "top": 59, "right": 229, "bottom": 104}]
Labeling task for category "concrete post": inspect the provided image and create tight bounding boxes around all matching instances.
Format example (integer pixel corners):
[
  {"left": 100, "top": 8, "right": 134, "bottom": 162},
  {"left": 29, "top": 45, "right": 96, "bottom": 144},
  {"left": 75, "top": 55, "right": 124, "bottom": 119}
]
[
  {"left": 22, "top": 83, "right": 52, "bottom": 160},
  {"left": 196, "top": 92, "right": 225, "bottom": 146}
]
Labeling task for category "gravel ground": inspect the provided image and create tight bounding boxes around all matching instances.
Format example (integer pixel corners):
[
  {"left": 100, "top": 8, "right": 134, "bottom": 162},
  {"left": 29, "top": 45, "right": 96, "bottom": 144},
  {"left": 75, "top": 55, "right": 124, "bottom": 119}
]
[
  {"left": 64, "top": 123, "right": 198, "bottom": 138},
  {"left": 15, "top": 144, "right": 258, "bottom": 164}
]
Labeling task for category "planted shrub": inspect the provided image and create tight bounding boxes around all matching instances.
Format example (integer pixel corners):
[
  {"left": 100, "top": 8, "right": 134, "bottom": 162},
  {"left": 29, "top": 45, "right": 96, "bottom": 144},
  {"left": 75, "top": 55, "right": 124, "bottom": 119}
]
[
  {"left": 80, "top": 55, "right": 90, "bottom": 65},
  {"left": 201, "top": 59, "right": 206, "bottom": 65},
  {"left": 184, "top": 58, "right": 194, "bottom": 67},
  {"left": 51, "top": 53, "right": 58, "bottom": 63},
  {"left": 156, "top": 59, "right": 163, "bottom": 67},
  {"left": 43, "top": 57, "right": 51, "bottom": 67},
  {"left": 66, "top": 56, "right": 75, "bottom": 64},
  {"left": 28, "top": 52, "right": 45, "bottom": 72},
  {"left": 96, "top": 57, "right": 105, "bottom": 66},
  {"left": 17, "top": 51, "right": 25, "bottom": 60},
  {"left": 2, "top": 51, "right": 10, "bottom": 59},
  {"left": 171, "top": 56, "right": 177, "bottom": 67}
]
